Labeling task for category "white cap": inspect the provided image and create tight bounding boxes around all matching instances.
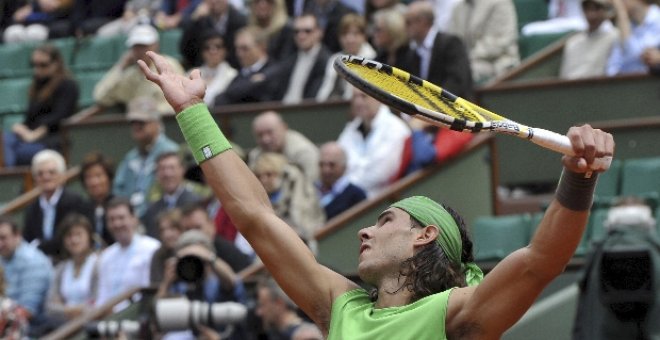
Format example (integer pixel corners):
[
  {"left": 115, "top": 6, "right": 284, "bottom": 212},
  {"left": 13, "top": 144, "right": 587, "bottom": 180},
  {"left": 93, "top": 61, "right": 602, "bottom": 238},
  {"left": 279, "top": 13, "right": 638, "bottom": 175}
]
[{"left": 126, "top": 25, "right": 159, "bottom": 47}]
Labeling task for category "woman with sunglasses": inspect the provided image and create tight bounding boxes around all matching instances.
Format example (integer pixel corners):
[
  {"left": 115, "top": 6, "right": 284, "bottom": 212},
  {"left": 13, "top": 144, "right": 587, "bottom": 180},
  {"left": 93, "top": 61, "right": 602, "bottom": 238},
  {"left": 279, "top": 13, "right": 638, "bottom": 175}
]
[{"left": 2, "top": 44, "right": 79, "bottom": 167}]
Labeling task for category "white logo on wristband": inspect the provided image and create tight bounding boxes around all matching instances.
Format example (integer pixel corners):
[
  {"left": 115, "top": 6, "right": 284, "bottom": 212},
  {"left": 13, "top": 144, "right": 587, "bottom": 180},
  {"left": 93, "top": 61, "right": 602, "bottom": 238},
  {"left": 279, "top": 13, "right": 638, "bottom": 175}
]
[{"left": 202, "top": 145, "right": 212, "bottom": 159}]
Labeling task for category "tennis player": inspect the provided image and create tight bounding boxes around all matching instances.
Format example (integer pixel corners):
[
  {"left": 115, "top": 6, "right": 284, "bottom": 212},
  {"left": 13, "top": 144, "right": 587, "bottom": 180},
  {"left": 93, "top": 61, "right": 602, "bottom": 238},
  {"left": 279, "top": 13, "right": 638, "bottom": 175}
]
[{"left": 139, "top": 51, "right": 614, "bottom": 339}]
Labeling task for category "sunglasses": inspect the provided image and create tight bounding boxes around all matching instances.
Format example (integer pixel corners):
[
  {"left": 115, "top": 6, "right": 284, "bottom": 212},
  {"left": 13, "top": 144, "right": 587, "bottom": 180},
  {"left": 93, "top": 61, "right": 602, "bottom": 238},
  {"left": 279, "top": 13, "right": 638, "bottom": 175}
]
[
  {"left": 30, "top": 60, "right": 52, "bottom": 69},
  {"left": 294, "top": 28, "right": 314, "bottom": 35}
]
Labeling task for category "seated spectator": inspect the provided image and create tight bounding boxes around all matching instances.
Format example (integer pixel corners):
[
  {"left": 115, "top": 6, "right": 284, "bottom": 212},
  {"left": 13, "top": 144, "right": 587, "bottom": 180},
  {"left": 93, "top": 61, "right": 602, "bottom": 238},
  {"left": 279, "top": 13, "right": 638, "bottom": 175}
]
[
  {"left": 198, "top": 31, "right": 238, "bottom": 107},
  {"left": 180, "top": 0, "right": 247, "bottom": 69},
  {"left": 317, "top": 13, "right": 377, "bottom": 101},
  {"left": 150, "top": 209, "right": 184, "bottom": 285},
  {"left": 80, "top": 152, "right": 116, "bottom": 247},
  {"left": 70, "top": 0, "right": 128, "bottom": 37},
  {"left": 251, "top": 152, "right": 326, "bottom": 243},
  {"left": 247, "top": 0, "right": 296, "bottom": 62},
  {"left": 180, "top": 203, "right": 253, "bottom": 272},
  {"left": 337, "top": 89, "right": 410, "bottom": 197},
  {"left": 2, "top": 0, "right": 72, "bottom": 43},
  {"left": 96, "top": 0, "right": 163, "bottom": 37},
  {"left": 0, "top": 265, "right": 29, "bottom": 339},
  {"left": 372, "top": 8, "right": 409, "bottom": 67},
  {"left": 248, "top": 110, "right": 320, "bottom": 181},
  {"left": 214, "top": 27, "right": 284, "bottom": 105},
  {"left": 448, "top": 0, "right": 520, "bottom": 83},
  {"left": 292, "top": 322, "right": 324, "bottom": 340},
  {"left": 255, "top": 276, "right": 305, "bottom": 339},
  {"left": 24, "top": 150, "right": 93, "bottom": 258},
  {"left": 95, "top": 198, "right": 160, "bottom": 311},
  {"left": 89, "top": 24, "right": 184, "bottom": 117},
  {"left": 113, "top": 96, "right": 179, "bottom": 218},
  {"left": 3, "top": 44, "right": 78, "bottom": 167},
  {"left": 278, "top": 13, "right": 333, "bottom": 104},
  {"left": 394, "top": 118, "right": 473, "bottom": 179},
  {"left": 316, "top": 142, "right": 367, "bottom": 220},
  {"left": 155, "top": 0, "right": 202, "bottom": 30},
  {"left": 642, "top": 45, "right": 660, "bottom": 75},
  {"left": 143, "top": 151, "right": 202, "bottom": 238},
  {"left": 303, "top": 0, "right": 356, "bottom": 53},
  {"left": 45, "top": 214, "right": 98, "bottom": 322},
  {"left": 521, "top": 0, "right": 587, "bottom": 36},
  {"left": 0, "top": 216, "right": 53, "bottom": 331},
  {"left": 606, "top": 0, "right": 660, "bottom": 75},
  {"left": 560, "top": 0, "right": 619, "bottom": 79}
]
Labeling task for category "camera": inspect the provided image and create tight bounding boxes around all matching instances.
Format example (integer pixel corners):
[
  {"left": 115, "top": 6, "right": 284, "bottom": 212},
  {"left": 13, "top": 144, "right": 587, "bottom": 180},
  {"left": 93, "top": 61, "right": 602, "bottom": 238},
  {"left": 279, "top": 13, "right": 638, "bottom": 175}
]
[{"left": 176, "top": 254, "right": 206, "bottom": 283}]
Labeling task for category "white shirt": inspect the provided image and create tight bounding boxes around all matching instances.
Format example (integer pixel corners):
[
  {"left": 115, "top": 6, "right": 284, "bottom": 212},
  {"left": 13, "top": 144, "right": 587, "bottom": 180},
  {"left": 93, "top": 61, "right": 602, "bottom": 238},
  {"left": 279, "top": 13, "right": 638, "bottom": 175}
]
[
  {"left": 60, "top": 253, "right": 98, "bottom": 306},
  {"left": 410, "top": 28, "right": 438, "bottom": 79},
  {"left": 338, "top": 105, "right": 410, "bottom": 197},
  {"left": 283, "top": 44, "right": 322, "bottom": 104},
  {"left": 201, "top": 61, "right": 238, "bottom": 106}
]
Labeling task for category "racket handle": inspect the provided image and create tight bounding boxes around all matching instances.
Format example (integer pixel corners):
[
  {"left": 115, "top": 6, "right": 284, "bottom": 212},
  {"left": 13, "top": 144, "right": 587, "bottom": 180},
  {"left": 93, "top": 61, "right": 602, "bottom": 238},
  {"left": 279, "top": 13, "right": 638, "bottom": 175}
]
[{"left": 529, "top": 128, "right": 612, "bottom": 171}]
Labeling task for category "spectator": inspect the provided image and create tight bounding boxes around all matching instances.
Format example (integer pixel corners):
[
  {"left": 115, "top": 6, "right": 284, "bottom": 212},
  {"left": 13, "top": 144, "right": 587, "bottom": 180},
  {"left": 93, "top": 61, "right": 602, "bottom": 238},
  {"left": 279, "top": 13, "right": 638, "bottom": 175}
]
[
  {"left": 155, "top": 0, "right": 202, "bottom": 30},
  {"left": 316, "top": 13, "right": 377, "bottom": 101},
  {"left": 2, "top": 0, "right": 72, "bottom": 42},
  {"left": 112, "top": 96, "right": 179, "bottom": 218},
  {"left": 45, "top": 214, "right": 98, "bottom": 322},
  {"left": 400, "top": 0, "right": 473, "bottom": 99},
  {"left": 606, "top": 0, "right": 660, "bottom": 75},
  {"left": 149, "top": 209, "right": 184, "bottom": 285},
  {"left": 372, "top": 8, "right": 409, "bottom": 67},
  {"left": 3, "top": 44, "right": 79, "bottom": 167},
  {"left": 255, "top": 276, "right": 304, "bottom": 339},
  {"left": 214, "top": 27, "right": 284, "bottom": 105},
  {"left": 248, "top": 110, "right": 320, "bottom": 181},
  {"left": 247, "top": 0, "right": 296, "bottom": 62},
  {"left": 95, "top": 198, "right": 160, "bottom": 311},
  {"left": 24, "top": 150, "right": 93, "bottom": 258},
  {"left": 180, "top": 203, "right": 253, "bottom": 272},
  {"left": 432, "top": 0, "right": 460, "bottom": 32},
  {"left": 198, "top": 31, "right": 238, "bottom": 107},
  {"left": 90, "top": 24, "right": 184, "bottom": 117},
  {"left": 303, "top": 0, "right": 356, "bottom": 53},
  {"left": 0, "top": 216, "right": 53, "bottom": 330},
  {"left": 96, "top": 0, "right": 163, "bottom": 37},
  {"left": 365, "top": 0, "right": 407, "bottom": 23},
  {"left": 70, "top": 0, "right": 128, "bottom": 37},
  {"left": 278, "top": 13, "right": 333, "bottom": 104},
  {"left": 180, "top": 0, "right": 247, "bottom": 69},
  {"left": 394, "top": 118, "right": 473, "bottom": 180},
  {"left": 251, "top": 152, "right": 326, "bottom": 243},
  {"left": 521, "top": 0, "right": 587, "bottom": 36},
  {"left": 642, "top": 45, "right": 660, "bottom": 75},
  {"left": 0, "top": 266, "right": 29, "bottom": 340},
  {"left": 316, "top": 142, "right": 367, "bottom": 220},
  {"left": 142, "top": 152, "right": 202, "bottom": 238},
  {"left": 79, "top": 152, "right": 116, "bottom": 247},
  {"left": 337, "top": 88, "right": 410, "bottom": 197},
  {"left": 448, "top": 0, "right": 520, "bottom": 83},
  {"left": 560, "top": 0, "right": 619, "bottom": 79},
  {"left": 291, "top": 322, "right": 323, "bottom": 340}
]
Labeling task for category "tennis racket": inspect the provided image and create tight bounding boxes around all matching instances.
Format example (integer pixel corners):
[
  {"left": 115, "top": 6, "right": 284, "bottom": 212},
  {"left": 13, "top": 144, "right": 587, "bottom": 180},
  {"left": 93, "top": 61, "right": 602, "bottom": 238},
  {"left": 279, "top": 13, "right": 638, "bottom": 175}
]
[{"left": 333, "top": 55, "right": 611, "bottom": 172}]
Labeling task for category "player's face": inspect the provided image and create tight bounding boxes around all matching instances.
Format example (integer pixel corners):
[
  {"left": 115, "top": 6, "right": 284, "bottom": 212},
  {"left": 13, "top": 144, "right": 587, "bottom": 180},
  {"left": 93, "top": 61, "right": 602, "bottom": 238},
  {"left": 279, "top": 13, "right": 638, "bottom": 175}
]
[{"left": 357, "top": 208, "right": 417, "bottom": 284}]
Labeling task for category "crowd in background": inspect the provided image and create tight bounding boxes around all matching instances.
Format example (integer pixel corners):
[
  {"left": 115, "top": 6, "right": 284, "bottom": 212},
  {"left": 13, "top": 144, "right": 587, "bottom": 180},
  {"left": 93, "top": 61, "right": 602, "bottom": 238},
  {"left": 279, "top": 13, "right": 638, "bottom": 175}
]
[{"left": 0, "top": 0, "right": 659, "bottom": 338}]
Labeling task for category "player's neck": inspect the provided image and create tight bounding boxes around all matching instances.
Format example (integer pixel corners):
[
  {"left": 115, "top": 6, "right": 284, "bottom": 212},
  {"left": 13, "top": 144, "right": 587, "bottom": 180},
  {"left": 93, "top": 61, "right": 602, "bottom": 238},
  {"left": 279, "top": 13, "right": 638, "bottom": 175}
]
[{"left": 374, "top": 278, "right": 414, "bottom": 308}]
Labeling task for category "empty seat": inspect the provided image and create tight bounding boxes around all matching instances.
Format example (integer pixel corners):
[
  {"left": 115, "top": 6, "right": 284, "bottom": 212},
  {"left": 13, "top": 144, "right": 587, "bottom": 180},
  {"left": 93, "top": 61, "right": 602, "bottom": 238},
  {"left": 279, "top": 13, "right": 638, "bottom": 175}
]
[
  {"left": 472, "top": 213, "right": 531, "bottom": 262},
  {"left": 0, "top": 42, "right": 35, "bottom": 79},
  {"left": 620, "top": 157, "right": 660, "bottom": 197},
  {"left": 75, "top": 71, "right": 107, "bottom": 108},
  {"left": 518, "top": 32, "right": 571, "bottom": 59},
  {"left": 513, "top": 0, "right": 548, "bottom": 31},
  {"left": 594, "top": 158, "right": 622, "bottom": 198},
  {"left": 71, "top": 35, "right": 125, "bottom": 72},
  {"left": 0, "top": 78, "right": 31, "bottom": 115},
  {"left": 159, "top": 29, "right": 182, "bottom": 61}
]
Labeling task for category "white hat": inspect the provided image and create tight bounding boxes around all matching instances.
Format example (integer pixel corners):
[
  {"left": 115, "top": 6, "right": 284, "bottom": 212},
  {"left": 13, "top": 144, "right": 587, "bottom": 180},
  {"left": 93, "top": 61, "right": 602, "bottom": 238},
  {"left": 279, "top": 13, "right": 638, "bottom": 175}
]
[{"left": 126, "top": 25, "right": 159, "bottom": 47}]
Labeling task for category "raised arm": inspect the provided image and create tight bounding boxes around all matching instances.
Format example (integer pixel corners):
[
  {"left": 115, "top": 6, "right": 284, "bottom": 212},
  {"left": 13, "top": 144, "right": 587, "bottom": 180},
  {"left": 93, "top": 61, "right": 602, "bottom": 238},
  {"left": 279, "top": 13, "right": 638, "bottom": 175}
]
[
  {"left": 446, "top": 125, "right": 614, "bottom": 339},
  {"left": 138, "top": 51, "right": 358, "bottom": 330}
]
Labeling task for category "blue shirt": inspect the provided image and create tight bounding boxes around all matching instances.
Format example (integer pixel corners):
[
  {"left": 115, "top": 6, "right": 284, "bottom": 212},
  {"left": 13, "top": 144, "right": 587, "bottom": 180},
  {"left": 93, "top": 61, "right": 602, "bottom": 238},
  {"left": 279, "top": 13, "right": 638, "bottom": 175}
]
[
  {"left": 1, "top": 242, "right": 53, "bottom": 316},
  {"left": 607, "top": 5, "right": 660, "bottom": 75}
]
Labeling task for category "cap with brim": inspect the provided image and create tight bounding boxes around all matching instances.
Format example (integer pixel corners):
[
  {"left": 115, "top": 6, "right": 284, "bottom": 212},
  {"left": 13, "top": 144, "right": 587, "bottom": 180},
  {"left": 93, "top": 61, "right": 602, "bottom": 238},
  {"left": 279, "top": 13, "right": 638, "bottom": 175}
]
[
  {"left": 126, "top": 25, "right": 159, "bottom": 47},
  {"left": 175, "top": 230, "right": 214, "bottom": 252}
]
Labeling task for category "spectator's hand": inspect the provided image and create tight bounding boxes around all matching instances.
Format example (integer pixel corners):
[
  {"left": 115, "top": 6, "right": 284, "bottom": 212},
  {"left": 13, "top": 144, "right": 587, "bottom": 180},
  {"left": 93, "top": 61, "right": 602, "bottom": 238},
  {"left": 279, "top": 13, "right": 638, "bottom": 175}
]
[
  {"left": 561, "top": 124, "right": 614, "bottom": 174},
  {"left": 177, "top": 244, "right": 215, "bottom": 262},
  {"left": 191, "top": 2, "right": 209, "bottom": 20},
  {"left": 38, "top": 0, "right": 59, "bottom": 13},
  {"left": 13, "top": 4, "right": 32, "bottom": 22},
  {"left": 197, "top": 325, "right": 222, "bottom": 340},
  {"left": 139, "top": 51, "right": 206, "bottom": 113},
  {"left": 642, "top": 48, "right": 660, "bottom": 67}
]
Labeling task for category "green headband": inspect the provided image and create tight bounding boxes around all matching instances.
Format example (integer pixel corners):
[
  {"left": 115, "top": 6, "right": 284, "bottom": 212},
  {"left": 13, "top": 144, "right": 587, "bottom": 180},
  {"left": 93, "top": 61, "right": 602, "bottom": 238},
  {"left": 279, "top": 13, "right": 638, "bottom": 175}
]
[{"left": 390, "top": 196, "right": 483, "bottom": 286}]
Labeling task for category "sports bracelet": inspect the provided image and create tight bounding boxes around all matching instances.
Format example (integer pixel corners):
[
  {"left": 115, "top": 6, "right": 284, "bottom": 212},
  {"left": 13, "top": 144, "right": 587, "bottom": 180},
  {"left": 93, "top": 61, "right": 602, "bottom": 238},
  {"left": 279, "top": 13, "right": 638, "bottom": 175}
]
[
  {"left": 555, "top": 170, "right": 598, "bottom": 211},
  {"left": 176, "top": 103, "right": 232, "bottom": 164}
]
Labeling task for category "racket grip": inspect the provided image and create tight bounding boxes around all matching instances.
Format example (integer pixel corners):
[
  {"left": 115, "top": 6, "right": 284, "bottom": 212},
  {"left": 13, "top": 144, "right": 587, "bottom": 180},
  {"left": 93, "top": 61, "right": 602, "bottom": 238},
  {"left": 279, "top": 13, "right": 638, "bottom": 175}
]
[{"left": 529, "top": 128, "right": 612, "bottom": 171}]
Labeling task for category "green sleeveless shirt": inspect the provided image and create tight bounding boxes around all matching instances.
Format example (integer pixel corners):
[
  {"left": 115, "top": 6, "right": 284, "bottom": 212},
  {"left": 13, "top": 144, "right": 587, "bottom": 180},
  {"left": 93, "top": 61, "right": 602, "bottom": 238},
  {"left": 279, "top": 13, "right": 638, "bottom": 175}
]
[{"left": 327, "top": 288, "right": 455, "bottom": 339}]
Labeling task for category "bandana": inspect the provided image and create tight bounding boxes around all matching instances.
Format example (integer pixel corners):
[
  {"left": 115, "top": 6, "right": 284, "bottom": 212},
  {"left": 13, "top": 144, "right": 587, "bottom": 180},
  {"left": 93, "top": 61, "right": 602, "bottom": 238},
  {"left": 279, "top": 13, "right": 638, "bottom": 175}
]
[{"left": 390, "top": 196, "right": 483, "bottom": 286}]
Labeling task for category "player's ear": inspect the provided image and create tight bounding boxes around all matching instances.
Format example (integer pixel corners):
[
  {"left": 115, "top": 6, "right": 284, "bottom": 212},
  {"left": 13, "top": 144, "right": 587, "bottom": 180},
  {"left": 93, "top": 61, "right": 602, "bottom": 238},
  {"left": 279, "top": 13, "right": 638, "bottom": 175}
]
[{"left": 414, "top": 225, "right": 439, "bottom": 246}]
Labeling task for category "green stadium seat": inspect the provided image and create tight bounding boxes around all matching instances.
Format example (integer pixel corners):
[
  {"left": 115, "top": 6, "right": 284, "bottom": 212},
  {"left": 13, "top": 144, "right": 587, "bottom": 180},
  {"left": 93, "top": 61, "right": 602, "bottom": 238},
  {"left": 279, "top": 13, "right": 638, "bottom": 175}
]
[
  {"left": 0, "top": 42, "right": 35, "bottom": 79},
  {"left": 75, "top": 71, "right": 107, "bottom": 108},
  {"left": 594, "top": 158, "right": 622, "bottom": 198},
  {"left": 159, "top": 29, "right": 182, "bottom": 61},
  {"left": 472, "top": 214, "right": 531, "bottom": 261},
  {"left": 0, "top": 78, "right": 31, "bottom": 115},
  {"left": 620, "top": 157, "right": 660, "bottom": 196},
  {"left": 513, "top": 0, "right": 548, "bottom": 31},
  {"left": 518, "top": 31, "right": 572, "bottom": 59},
  {"left": 50, "top": 37, "right": 77, "bottom": 69},
  {"left": 71, "top": 35, "right": 125, "bottom": 72},
  {"left": 586, "top": 208, "right": 610, "bottom": 247}
]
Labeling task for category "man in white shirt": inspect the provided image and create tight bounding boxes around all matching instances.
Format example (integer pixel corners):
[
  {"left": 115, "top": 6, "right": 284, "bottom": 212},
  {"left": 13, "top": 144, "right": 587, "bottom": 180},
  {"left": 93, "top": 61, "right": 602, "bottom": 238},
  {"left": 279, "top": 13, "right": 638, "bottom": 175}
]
[
  {"left": 337, "top": 88, "right": 411, "bottom": 198},
  {"left": 95, "top": 197, "right": 160, "bottom": 311}
]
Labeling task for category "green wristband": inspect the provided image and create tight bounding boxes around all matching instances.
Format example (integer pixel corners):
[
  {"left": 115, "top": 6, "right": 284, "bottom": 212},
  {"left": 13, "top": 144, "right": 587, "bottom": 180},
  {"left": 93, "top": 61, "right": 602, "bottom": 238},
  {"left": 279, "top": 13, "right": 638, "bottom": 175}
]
[{"left": 176, "top": 103, "right": 232, "bottom": 164}]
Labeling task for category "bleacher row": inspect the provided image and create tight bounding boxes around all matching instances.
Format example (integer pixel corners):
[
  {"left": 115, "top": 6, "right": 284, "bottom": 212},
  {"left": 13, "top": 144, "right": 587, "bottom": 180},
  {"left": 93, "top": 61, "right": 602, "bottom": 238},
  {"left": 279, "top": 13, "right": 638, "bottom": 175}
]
[{"left": 473, "top": 156, "right": 660, "bottom": 262}]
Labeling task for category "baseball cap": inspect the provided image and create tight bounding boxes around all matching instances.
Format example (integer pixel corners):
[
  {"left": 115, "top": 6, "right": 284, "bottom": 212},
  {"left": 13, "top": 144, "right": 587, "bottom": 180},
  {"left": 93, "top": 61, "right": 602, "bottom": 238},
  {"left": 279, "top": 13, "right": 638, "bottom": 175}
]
[
  {"left": 127, "top": 96, "right": 161, "bottom": 122},
  {"left": 126, "top": 25, "right": 159, "bottom": 47}
]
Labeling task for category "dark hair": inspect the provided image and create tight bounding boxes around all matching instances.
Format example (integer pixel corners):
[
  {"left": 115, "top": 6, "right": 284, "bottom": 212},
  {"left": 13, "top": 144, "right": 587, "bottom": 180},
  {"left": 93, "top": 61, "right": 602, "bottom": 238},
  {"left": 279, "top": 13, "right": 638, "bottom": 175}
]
[
  {"left": 156, "top": 150, "right": 183, "bottom": 166},
  {"left": 180, "top": 202, "right": 209, "bottom": 219},
  {"left": 80, "top": 152, "right": 115, "bottom": 185},
  {"left": 57, "top": 213, "right": 95, "bottom": 259},
  {"left": 370, "top": 204, "right": 475, "bottom": 303},
  {"left": 106, "top": 196, "right": 135, "bottom": 216},
  {"left": 0, "top": 216, "right": 20, "bottom": 235},
  {"left": 201, "top": 30, "right": 225, "bottom": 46},
  {"left": 30, "top": 44, "right": 72, "bottom": 102}
]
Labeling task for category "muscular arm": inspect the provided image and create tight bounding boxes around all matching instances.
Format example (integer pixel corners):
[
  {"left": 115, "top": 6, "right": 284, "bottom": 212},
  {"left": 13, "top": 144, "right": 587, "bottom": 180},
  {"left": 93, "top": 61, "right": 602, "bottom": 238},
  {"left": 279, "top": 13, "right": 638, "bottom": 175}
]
[{"left": 138, "top": 51, "right": 359, "bottom": 330}]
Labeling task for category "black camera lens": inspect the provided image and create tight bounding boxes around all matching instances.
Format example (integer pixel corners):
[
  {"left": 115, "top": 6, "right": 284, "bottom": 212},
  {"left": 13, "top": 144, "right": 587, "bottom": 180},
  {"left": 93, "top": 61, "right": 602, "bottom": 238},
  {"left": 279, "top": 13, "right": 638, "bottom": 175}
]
[{"left": 176, "top": 255, "right": 205, "bottom": 283}]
